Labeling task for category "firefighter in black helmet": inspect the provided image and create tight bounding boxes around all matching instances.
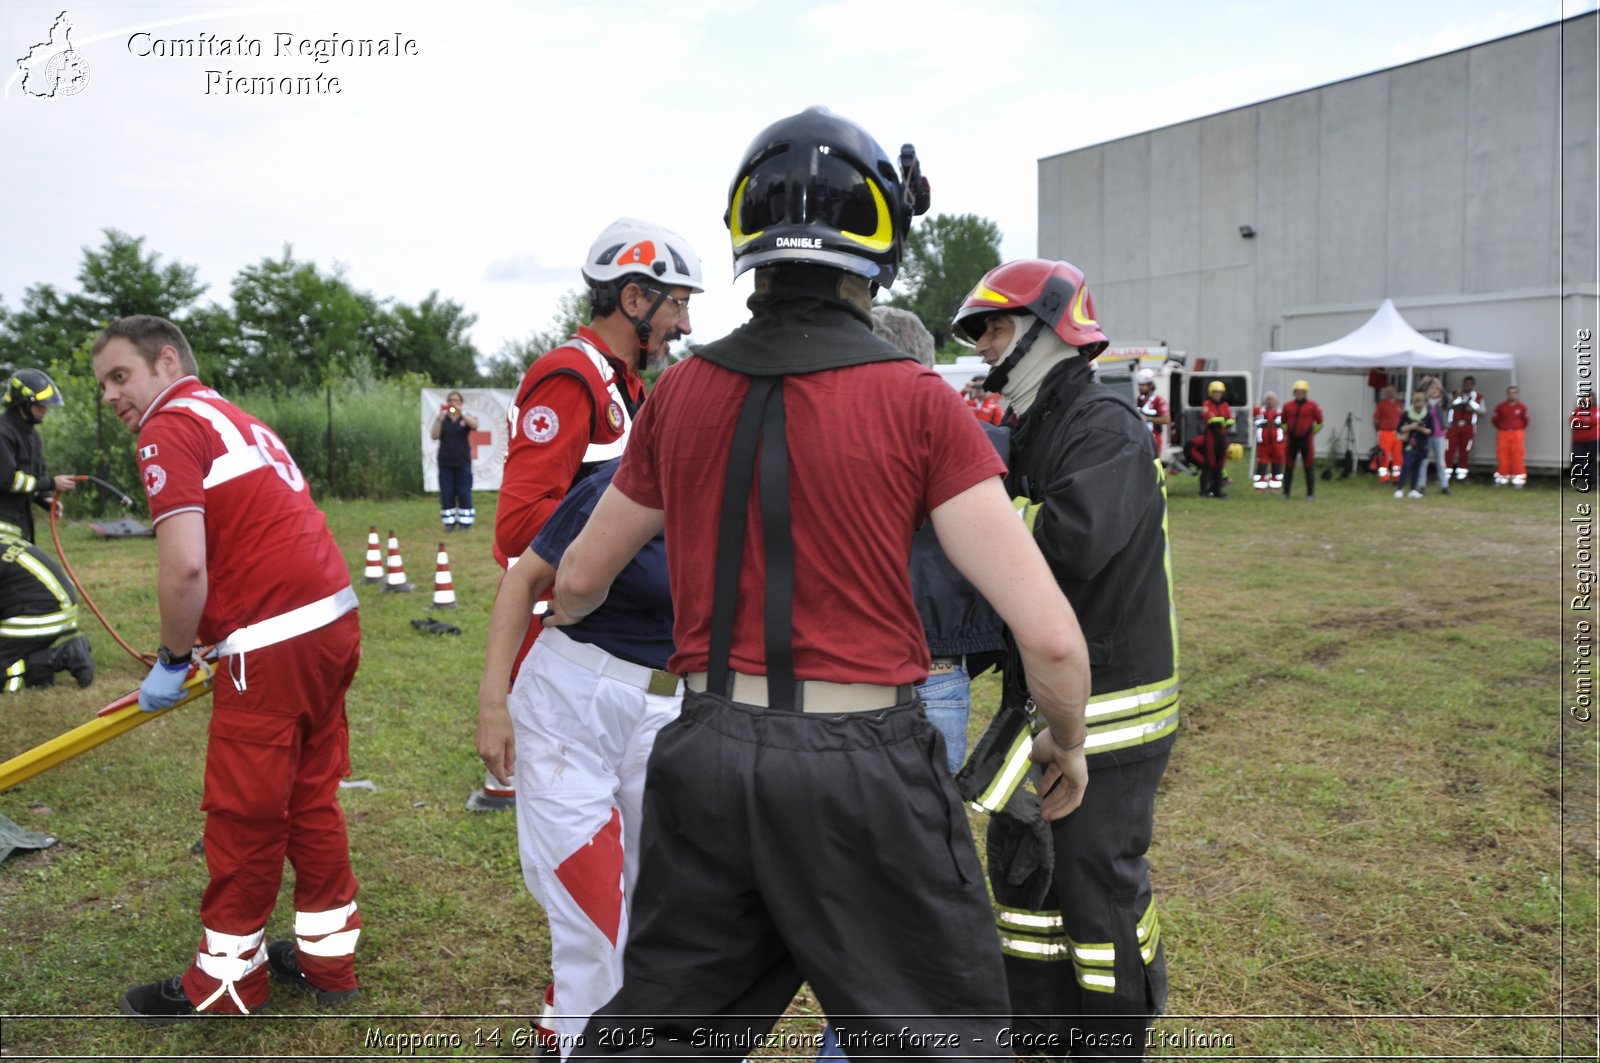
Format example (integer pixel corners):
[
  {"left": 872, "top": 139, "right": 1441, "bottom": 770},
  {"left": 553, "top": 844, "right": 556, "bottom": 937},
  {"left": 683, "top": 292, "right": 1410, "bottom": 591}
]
[
  {"left": 2, "top": 368, "right": 77, "bottom": 543},
  {"left": 554, "top": 107, "right": 1092, "bottom": 1056}
]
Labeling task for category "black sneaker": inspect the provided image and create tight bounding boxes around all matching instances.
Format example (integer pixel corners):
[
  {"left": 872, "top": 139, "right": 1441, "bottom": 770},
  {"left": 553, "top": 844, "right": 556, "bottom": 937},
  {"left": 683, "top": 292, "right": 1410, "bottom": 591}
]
[
  {"left": 118, "top": 975, "right": 196, "bottom": 1026},
  {"left": 266, "top": 939, "right": 360, "bottom": 1006},
  {"left": 53, "top": 634, "right": 94, "bottom": 688}
]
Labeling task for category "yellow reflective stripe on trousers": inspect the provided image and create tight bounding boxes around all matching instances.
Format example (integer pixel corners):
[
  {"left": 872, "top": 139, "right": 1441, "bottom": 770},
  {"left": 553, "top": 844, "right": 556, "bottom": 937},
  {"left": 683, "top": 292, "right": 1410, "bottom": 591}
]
[
  {"left": 1137, "top": 897, "right": 1162, "bottom": 964},
  {"left": 4, "top": 658, "right": 25, "bottom": 692},
  {"left": 1068, "top": 935, "right": 1117, "bottom": 993},
  {"left": 996, "top": 905, "right": 1068, "bottom": 961},
  {"left": 969, "top": 727, "right": 1033, "bottom": 813}
]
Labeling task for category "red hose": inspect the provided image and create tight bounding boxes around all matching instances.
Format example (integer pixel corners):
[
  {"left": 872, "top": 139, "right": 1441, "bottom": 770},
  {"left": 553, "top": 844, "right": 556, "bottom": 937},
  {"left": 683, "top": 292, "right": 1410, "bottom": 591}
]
[{"left": 49, "top": 489, "right": 155, "bottom": 666}]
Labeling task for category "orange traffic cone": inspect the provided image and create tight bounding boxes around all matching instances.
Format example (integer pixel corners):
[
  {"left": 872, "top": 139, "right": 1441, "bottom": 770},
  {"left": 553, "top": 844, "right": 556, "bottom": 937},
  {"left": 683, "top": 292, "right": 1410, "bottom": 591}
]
[
  {"left": 431, "top": 543, "right": 457, "bottom": 609},
  {"left": 383, "top": 531, "right": 414, "bottom": 593},
  {"left": 362, "top": 526, "right": 384, "bottom": 583}
]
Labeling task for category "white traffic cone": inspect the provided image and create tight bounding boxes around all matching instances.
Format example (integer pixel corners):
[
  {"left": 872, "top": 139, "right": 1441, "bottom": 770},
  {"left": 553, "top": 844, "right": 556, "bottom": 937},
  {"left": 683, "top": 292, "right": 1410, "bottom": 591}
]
[
  {"left": 383, "top": 531, "right": 414, "bottom": 593},
  {"left": 533, "top": 982, "right": 560, "bottom": 1057},
  {"left": 466, "top": 767, "right": 516, "bottom": 812},
  {"left": 363, "top": 526, "right": 384, "bottom": 583},
  {"left": 431, "top": 543, "right": 457, "bottom": 609}
]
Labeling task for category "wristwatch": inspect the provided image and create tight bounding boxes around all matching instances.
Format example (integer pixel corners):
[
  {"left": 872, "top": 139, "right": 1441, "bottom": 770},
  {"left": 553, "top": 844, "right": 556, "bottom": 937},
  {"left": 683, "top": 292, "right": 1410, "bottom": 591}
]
[{"left": 156, "top": 645, "right": 192, "bottom": 669}]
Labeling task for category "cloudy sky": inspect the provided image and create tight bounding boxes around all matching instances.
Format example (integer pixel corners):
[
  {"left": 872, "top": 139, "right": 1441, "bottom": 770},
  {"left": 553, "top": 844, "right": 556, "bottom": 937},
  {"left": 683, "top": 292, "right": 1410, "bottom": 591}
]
[{"left": 2, "top": 0, "right": 1592, "bottom": 363}]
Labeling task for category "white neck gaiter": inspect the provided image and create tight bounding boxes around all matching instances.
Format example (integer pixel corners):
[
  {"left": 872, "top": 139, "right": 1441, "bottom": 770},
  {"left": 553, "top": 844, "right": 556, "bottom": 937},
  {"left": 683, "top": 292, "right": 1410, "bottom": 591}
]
[{"left": 1001, "top": 328, "right": 1073, "bottom": 417}]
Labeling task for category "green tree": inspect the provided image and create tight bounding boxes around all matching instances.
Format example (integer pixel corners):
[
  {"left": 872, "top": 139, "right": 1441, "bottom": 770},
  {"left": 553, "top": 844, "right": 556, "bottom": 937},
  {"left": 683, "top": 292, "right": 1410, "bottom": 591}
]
[
  {"left": 226, "top": 247, "right": 384, "bottom": 391},
  {"left": 481, "top": 288, "right": 590, "bottom": 387},
  {"left": 890, "top": 213, "right": 1003, "bottom": 349},
  {"left": 386, "top": 291, "right": 481, "bottom": 385},
  {"left": 0, "top": 229, "right": 231, "bottom": 373}
]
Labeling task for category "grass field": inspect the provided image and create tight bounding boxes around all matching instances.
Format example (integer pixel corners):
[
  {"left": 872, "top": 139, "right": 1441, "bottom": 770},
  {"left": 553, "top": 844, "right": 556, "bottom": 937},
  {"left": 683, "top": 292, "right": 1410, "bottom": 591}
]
[{"left": 0, "top": 464, "right": 1592, "bottom": 1060}]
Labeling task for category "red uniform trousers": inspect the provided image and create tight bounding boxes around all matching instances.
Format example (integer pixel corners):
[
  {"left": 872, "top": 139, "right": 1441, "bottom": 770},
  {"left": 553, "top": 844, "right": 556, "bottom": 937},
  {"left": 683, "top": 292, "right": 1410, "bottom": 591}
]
[
  {"left": 1377, "top": 430, "right": 1402, "bottom": 480},
  {"left": 1446, "top": 424, "right": 1476, "bottom": 475},
  {"left": 182, "top": 611, "right": 362, "bottom": 1012},
  {"left": 1497, "top": 429, "right": 1526, "bottom": 483}
]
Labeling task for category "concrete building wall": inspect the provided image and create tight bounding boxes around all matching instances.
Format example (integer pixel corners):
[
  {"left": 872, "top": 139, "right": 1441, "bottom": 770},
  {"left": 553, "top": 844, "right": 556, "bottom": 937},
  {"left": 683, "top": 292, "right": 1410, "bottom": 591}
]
[{"left": 1037, "top": 12, "right": 1598, "bottom": 471}]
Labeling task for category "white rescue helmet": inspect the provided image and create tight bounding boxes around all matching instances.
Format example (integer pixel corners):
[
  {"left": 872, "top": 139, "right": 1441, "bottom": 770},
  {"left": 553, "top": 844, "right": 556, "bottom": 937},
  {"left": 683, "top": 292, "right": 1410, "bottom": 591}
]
[
  {"left": 1136, "top": 368, "right": 1156, "bottom": 386},
  {"left": 582, "top": 218, "right": 704, "bottom": 294}
]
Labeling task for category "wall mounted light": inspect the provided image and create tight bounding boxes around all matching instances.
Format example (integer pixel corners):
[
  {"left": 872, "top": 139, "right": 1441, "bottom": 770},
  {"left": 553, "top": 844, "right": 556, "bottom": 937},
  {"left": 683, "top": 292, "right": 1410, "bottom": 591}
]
[{"left": 1239, "top": 224, "right": 1256, "bottom": 239}]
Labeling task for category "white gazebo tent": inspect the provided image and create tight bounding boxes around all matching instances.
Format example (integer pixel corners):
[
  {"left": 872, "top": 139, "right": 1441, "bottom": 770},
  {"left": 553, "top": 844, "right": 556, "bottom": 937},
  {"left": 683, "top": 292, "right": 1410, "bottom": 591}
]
[
  {"left": 1261, "top": 298, "right": 1517, "bottom": 396},
  {"left": 1259, "top": 298, "right": 1517, "bottom": 450}
]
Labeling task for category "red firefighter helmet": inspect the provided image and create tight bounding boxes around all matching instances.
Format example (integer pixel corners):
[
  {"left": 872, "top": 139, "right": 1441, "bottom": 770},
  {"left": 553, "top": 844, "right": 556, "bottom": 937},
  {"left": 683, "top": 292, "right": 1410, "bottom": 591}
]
[{"left": 951, "top": 259, "right": 1109, "bottom": 357}]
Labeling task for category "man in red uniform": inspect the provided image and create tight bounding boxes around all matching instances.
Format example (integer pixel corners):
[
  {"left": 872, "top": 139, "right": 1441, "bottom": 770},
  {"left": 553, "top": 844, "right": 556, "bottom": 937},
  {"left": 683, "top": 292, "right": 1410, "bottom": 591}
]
[
  {"left": 1135, "top": 368, "right": 1170, "bottom": 456},
  {"left": 965, "top": 376, "right": 1005, "bottom": 425},
  {"left": 473, "top": 219, "right": 702, "bottom": 814},
  {"left": 1372, "top": 385, "right": 1403, "bottom": 484},
  {"left": 1446, "top": 376, "right": 1485, "bottom": 481},
  {"left": 1252, "top": 391, "right": 1286, "bottom": 491},
  {"left": 1280, "top": 379, "right": 1324, "bottom": 502},
  {"left": 494, "top": 218, "right": 703, "bottom": 571},
  {"left": 1184, "top": 380, "right": 1233, "bottom": 498},
  {"left": 556, "top": 107, "right": 1091, "bottom": 1056},
  {"left": 1492, "top": 385, "right": 1529, "bottom": 487},
  {"left": 93, "top": 315, "right": 362, "bottom": 1023}
]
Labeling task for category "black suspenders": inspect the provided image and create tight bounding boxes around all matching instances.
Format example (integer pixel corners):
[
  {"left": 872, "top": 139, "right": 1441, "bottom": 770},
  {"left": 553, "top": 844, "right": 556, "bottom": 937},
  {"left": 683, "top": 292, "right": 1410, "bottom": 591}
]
[{"left": 705, "top": 376, "right": 798, "bottom": 713}]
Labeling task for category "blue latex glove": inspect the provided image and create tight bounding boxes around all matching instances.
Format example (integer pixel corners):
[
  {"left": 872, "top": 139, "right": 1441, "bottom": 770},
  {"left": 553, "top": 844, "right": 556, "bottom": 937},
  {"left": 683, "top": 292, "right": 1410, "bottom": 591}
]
[{"left": 139, "top": 659, "right": 191, "bottom": 712}]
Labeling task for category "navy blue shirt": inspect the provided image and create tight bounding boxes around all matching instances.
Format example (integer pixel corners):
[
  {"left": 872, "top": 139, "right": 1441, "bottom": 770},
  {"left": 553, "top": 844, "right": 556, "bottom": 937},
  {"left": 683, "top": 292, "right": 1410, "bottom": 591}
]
[{"left": 531, "top": 459, "right": 673, "bottom": 670}]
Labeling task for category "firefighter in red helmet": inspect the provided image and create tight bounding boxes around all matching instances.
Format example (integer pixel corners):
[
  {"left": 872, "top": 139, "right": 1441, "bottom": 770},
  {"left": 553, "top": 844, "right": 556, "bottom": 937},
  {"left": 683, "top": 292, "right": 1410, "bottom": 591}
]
[{"left": 953, "top": 258, "right": 1178, "bottom": 1058}]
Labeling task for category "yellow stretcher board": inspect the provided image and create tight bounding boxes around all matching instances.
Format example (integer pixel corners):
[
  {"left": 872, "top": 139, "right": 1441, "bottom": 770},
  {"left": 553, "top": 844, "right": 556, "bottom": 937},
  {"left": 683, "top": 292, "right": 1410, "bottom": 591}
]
[{"left": 0, "top": 664, "right": 213, "bottom": 793}]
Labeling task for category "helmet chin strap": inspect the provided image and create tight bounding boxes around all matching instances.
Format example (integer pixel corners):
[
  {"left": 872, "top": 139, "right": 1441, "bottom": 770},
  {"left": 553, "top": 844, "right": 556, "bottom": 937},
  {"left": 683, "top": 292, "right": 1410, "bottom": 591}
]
[
  {"left": 623, "top": 285, "right": 671, "bottom": 363},
  {"left": 983, "top": 316, "right": 1047, "bottom": 395}
]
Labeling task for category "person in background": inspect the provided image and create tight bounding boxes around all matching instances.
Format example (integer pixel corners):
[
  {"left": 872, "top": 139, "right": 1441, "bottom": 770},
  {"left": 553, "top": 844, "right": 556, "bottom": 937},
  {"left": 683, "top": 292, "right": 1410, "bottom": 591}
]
[
  {"left": 965, "top": 374, "right": 1005, "bottom": 425},
  {"left": 1135, "top": 368, "right": 1170, "bottom": 457},
  {"left": 1, "top": 368, "right": 77, "bottom": 543},
  {"left": 431, "top": 390, "right": 479, "bottom": 532},
  {"left": 1492, "top": 385, "right": 1529, "bottom": 487},
  {"left": 1446, "top": 376, "right": 1485, "bottom": 482},
  {"left": 1185, "top": 380, "right": 1233, "bottom": 499},
  {"left": 1372, "top": 385, "right": 1403, "bottom": 485},
  {"left": 1395, "top": 390, "right": 1433, "bottom": 498},
  {"left": 1279, "top": 379, "right": 1323, "bottom": 502},
  {"left": 1422, "top": 380, "right": 1451, "bottom": 496},
  {"left": 1252, "top": 391, "right": 1285, "bottom": 491},
  {"left": 0, "top": 530, "right": 93, "bottom": 693}
]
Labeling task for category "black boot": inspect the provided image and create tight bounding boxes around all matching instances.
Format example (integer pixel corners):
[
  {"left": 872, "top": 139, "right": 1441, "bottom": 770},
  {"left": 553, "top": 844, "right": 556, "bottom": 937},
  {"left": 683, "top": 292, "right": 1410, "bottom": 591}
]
[
  {"left": 266, "top": 940, "right": 360, "bottom": 1006},
  {"left": 52, "top": 634, "right": 94, "bottom": 688},
  {"left": 119, "top": 976, "right": 198, "bottom": 1026}
]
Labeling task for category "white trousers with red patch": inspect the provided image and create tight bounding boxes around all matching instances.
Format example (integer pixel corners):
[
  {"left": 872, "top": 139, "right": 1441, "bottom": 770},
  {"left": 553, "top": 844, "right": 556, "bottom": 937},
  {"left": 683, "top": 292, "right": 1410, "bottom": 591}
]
[{"left": 509, "top": 626, "right": 680, "bottom": 1056}]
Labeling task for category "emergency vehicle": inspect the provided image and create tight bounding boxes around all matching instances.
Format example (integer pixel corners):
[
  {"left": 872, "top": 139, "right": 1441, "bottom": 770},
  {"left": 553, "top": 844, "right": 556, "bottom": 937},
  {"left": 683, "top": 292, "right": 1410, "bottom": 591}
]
[{"left": 1093, "top": 346, "right": 1252, "bottom": 467}]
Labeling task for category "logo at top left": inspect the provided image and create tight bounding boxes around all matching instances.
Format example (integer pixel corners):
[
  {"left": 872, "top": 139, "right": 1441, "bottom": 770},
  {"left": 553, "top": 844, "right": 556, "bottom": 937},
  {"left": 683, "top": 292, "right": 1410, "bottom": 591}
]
[{"left": 16, "top": 11, "right": 91, "bottom": 98}]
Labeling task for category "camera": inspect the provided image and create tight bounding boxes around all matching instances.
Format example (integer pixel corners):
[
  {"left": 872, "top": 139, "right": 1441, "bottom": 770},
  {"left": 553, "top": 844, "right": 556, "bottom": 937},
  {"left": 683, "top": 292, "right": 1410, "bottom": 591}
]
[{"left": 442, "top": 404, "right": 458, "bottom": 415}]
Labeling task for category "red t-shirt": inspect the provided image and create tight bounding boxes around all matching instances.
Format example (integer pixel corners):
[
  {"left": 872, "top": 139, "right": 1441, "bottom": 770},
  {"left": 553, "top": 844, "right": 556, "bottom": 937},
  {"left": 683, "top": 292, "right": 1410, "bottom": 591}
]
[
  {"left": 1493, "top": 401, "right": 1529, "bottom": 431},
  {"left": 136, "top": 377, "right": 349, "bottom": 643},
  {"left": 1372, "top": 399, "right": 1402, "bottom": 432},
  {"left": 614, "top": 357, "right": 1006, "bottom": 685},
  {"left": 494, "top": 326, "right": 644, "bottom": 568}
]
